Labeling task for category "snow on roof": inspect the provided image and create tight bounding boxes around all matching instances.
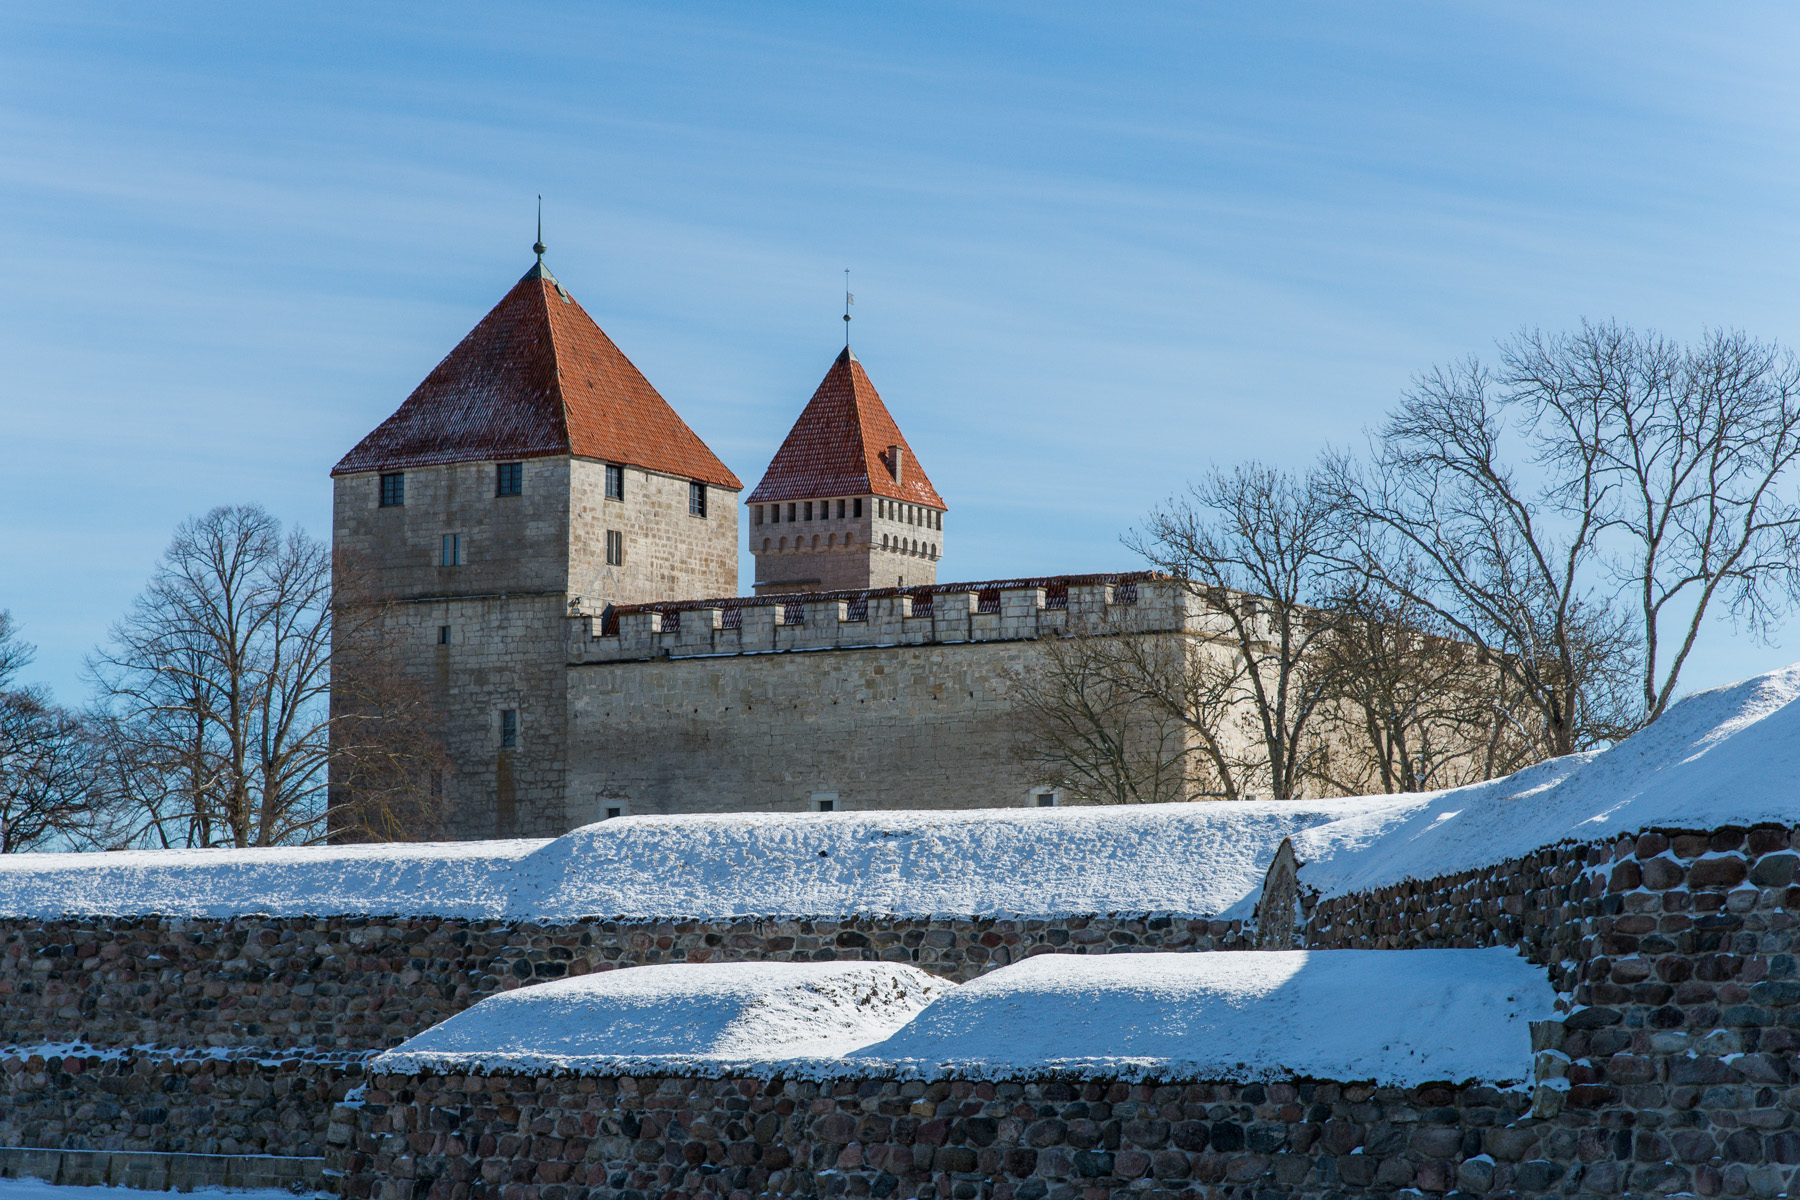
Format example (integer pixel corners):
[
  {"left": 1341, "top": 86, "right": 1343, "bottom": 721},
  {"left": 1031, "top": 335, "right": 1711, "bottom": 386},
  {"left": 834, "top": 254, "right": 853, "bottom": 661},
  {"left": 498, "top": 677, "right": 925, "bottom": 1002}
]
[
  {"left": 374, "top": 961, "right": 946, "bottom": 1077},
  {"left": 374, "top": 949, "right": 1553, "bottom": 1086},
  {"left": 0, "top": 796, "right": 1408, "bottom": 920},
  {"left": 4, "top": 662, "right": 1799, "bottom": 922}
]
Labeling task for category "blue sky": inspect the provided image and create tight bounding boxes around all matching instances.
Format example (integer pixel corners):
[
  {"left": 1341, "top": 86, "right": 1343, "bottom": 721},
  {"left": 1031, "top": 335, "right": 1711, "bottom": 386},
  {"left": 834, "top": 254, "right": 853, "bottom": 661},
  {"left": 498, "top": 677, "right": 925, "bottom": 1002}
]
[{"left": 4, "top": 4, "right": 1800, "bottom": 704}]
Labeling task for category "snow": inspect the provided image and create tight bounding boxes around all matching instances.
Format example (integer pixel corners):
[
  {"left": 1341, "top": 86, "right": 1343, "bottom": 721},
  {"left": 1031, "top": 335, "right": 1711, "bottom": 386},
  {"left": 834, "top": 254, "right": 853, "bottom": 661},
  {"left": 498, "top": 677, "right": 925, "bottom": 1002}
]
[
  {"left": 0, "top": 797, "right": 1411, "bottom": 920},
  {"left": 1, "top": 662, "right": 1797, "bottom": 922},
  {"left": 375, "top": 949, "right": 1553, "bottom": 1086},
  {"left": 0, "top": 1185, "right": 319, "bottom": 1200},
  {"left": 374, "top": 960, "right": 947, "bottom": 1076},
  {"left": 1225, "top": 663, "right": 1800, "bottom": 915},
  {"left": 851, "top": 948, "right": 1554, "bottom": 1086}
]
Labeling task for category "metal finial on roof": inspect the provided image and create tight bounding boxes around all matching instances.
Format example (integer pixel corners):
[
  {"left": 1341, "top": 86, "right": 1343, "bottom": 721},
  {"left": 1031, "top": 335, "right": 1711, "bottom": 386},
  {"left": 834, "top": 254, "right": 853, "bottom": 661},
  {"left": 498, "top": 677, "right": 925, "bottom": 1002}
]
[
  {"left": 843, "top": 268, "right": 853, "bottom": 349},
  {"left": 534, "top": 195, "right": 546, "bottom": 263}
]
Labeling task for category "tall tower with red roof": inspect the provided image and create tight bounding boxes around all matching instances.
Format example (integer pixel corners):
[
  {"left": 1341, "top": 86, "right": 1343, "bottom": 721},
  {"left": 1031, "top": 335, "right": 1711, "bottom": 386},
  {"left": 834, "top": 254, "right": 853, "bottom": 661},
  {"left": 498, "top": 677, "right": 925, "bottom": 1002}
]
[
  {"left": 330, "top": 245, "right": 740, "bottom": 838},
  {"left": 746, "top": 348, "right": 946, "bottom": 595}
]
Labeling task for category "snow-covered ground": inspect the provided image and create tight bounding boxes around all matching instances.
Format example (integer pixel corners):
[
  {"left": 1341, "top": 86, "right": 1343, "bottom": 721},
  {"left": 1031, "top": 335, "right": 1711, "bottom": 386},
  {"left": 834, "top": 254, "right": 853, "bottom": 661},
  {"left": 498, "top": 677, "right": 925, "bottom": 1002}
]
[
  {"left": 375, "top": 949, "right": 1554, "bottom": 1086},
  {"left": 0, "top": 1185, "right": 320, "bottom": 1200},
  {"left": 0, "top": 662, "right": 1795, "bottom": 922},
  {"left": 374, "top": 961, "right": 946, "bottom": 1076}
]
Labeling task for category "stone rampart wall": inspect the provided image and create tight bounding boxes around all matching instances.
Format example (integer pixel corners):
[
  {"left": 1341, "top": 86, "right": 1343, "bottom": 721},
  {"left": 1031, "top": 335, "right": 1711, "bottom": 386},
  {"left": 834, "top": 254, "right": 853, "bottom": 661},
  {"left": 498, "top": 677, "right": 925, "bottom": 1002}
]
[
  {"left": 0, "top": 1050, "right": 362, "bottom": 1159},
  {"left": 330, "top": 1071, "right": 1553, "bottom": 1200},
  {"left": 0, "top": 914, "right": 1248, "bottom": 1056}
]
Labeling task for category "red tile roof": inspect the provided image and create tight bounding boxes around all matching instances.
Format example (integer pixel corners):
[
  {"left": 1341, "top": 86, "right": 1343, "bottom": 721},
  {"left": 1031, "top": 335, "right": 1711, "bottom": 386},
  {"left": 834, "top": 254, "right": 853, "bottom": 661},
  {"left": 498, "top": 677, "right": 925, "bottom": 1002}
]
[
  {"left": 332, "top": 263, "right": 741, "bottom": 489},
  {"left": 746, "top": 348, "right": 945, "bottom": 509}
]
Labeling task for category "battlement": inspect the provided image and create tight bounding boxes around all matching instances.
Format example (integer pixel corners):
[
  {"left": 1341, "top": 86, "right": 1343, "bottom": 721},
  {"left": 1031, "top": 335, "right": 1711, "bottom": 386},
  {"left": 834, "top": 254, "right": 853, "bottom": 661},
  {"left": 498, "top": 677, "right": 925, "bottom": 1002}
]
[{"left": 566, "top": 571, "right": 1190, "bottom": 663}]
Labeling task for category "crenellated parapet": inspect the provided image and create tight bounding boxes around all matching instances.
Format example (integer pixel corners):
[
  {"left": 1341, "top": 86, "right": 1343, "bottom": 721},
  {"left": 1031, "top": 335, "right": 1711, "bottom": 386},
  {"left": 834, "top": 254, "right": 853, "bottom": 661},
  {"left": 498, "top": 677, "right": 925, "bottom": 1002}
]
[{"left": 566, "top": 572, "right": 1195, "bottom": 663}]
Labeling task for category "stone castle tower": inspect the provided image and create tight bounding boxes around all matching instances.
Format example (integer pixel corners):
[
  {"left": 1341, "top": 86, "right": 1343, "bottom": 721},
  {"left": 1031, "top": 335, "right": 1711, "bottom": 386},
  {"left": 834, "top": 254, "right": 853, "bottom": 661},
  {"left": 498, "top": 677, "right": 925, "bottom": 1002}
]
[
  {"left": 330, "top": 250, "right": 741, "bottom": 837},
  {"left": 745, "top": 348, "right": 946, "bottom": 595}
]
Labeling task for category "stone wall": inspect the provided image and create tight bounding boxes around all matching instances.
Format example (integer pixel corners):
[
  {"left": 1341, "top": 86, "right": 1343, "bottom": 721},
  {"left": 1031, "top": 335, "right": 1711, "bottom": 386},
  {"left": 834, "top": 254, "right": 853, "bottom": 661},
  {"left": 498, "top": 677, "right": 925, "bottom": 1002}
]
[
  {"left": 0, "top": 1050, "right": 361, "bottom": 1159},
  {"left": 0, "top": 914, "right": 1248, "bottom": 1056},
  {"left": 563, "top": 579, "right": 1197, "bottom": 817},
  {"left": 330, "top": 1071, "right": 1550, "bottom": 1200}
]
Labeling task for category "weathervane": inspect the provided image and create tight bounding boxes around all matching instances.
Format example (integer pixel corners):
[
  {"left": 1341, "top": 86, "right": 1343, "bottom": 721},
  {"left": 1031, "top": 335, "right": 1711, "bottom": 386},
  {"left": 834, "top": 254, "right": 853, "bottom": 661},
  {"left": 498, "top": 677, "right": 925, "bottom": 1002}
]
[{"left": 844, "top": 269, "right": 854, "bottom": 349}]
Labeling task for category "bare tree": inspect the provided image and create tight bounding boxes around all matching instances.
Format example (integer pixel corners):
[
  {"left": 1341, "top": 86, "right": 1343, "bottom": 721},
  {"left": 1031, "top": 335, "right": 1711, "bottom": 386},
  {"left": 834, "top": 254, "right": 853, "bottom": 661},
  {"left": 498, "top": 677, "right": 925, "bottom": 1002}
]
[
  {"left": 0, "top": 613, "right": 99, "bottom": 851},
  {"left": 1328, "top": 321, "right": 1800, "bottom": 754},
  {"left": 1008, "top": 625, "right": 1197, "bottom": 805},
  {"left": 87, "top": 506, "right": 447, "bottom": 847},
  {"left": 1314, "top": 585, "right": 1539, "bottom": 795},
  {"left": 1127, "top": 463, "right": 1346, "bottom": 800}
]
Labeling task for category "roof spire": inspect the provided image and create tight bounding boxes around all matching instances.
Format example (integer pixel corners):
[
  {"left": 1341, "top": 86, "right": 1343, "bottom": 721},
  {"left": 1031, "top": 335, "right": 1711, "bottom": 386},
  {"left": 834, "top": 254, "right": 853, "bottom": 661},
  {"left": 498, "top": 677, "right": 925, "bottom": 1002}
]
[
  {"left": 843, "top": 268, "right": 853, "bottom": 352},
  {"left": 534, "top": 195, "right": 546, "bottom": 265}
]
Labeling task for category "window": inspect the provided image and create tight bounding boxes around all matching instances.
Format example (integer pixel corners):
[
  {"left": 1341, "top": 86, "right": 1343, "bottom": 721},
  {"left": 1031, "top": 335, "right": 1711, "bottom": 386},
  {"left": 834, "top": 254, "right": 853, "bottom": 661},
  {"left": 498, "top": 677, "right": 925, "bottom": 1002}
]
[
  {"left": 816, "top": 799, "right": 835, "bottom": 812},
  {"left": 500, "top": 709, "right": 518, "bottom": 749},
  {"left": 379, "top": 473, "right": 404, "bottom": 507},
  {"left": 836, "top": 499, "right": 845, "bottom": 519},
  {"left": 787, "top": 503, "right": 797, "bottom": 522},
  {"left": 495, "top": 462, "right": 523, "bottom": 496},
  {"left": 605, "top": 806, "right": 623, "bottom": 820},
  {"left": 1036, "top": 791, "right": 1058, "bottom": 808},
  {"left": 853, "top": 498, "right": 862, "bottom": 518},
  {"left": 606, "top": 529, "right": 623, "bottom": 566},
  {"left": 440, "top": 533, "right": 461, "bottom": 567},
  {"left": 437, "top": 625, "right": 451, "bottom": 645},
  {"left": 689, "top": 482, "right": 707, "bottom": 517},
  {"left": 605, "top": 464, "right": 624, "bottom": 501},
  {"left": 754, "top": 506, "right": 764, "bottom": 526},
  {"left": 804, "top": 501, "right": 813, "bottom": 521}
]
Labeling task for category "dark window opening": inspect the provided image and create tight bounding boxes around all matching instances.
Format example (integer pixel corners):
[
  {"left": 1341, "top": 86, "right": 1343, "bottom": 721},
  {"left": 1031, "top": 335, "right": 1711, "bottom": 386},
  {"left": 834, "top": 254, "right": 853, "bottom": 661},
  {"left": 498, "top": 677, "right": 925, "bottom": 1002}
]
[
  {"left": 500, "top": 709, "right": 518, "bottom": 748},
  {"left": 605, "top": 806, "right": 623, "bottom": 820},
  {"left": 689, "top": 482, "right": 707, "bottom": 517},
  {"left": 816, "top": 799, "right": 835, "bottom": 812},
  {"left": 770, "top": 504, "right": 779, "bottom": 524},
  {"left": 606, "top": 530, "right": 623, "bottom": 566},
  {"left": 853, "top": 498, "right": 862, "bottom": 518},
  {"left": 1036, "top": 792, "right": 1057, "bottom": 808},
  {"left": 754, "top": 506, "right": 764, "bottom": 526},
  {"left": 495, "top": 462, "right": 523, "bottom": 496},
  {"left": 804, "top": 501, "right": 813, "bottom": 521},
  {"left": 437, "top": 625, "right": 451, "bottom": 645},
  {"left": 605, "top": 464, "right": 624, "bottom": 501},
  {"left": 379, "top": 473, "right": 404, "bottom": 507},
  {"left": 836, "top": 499, "right": 845, "bottom": 518},
  {"left": 787, "top": 502, "right": 797, "bottom": 522}
]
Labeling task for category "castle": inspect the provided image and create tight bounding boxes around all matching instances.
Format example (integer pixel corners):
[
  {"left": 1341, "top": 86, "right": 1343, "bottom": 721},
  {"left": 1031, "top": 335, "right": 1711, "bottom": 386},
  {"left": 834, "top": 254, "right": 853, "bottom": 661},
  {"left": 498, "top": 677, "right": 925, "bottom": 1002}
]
[{"left": 331, "top": 248, "right": 1174, "bottom": 838}]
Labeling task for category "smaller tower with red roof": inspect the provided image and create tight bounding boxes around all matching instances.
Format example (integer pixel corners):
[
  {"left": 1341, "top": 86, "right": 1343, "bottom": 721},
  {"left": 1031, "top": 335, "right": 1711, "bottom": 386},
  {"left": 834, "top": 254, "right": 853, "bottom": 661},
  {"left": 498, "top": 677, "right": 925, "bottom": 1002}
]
[{"left": 746, "top": 348, "right": 946, "bottom": 595}]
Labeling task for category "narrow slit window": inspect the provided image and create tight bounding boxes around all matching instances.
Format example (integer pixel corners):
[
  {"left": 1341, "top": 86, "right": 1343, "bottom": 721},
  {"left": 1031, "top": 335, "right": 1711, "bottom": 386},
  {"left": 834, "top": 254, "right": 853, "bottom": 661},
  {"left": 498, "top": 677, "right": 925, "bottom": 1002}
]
[
  {"left": 836, "top": 499, "right": 845, "bottom": 518},
  {"left": 500, "top": 709, "right": 518, "bottom": 748},
  {"left": 379, "top": 473, "right": 404, "bottom": 507},
  {"left": 853, "top": 498, "right": 863, "bottom": 518},
  {"left": 437, "top": 625, "right": 451, "bottom": 645},
  {"left": 804, "top": 501, "right": 813, "bottom": 521},
  {"left": 495, "top": 463, "right": 523, "bottom": 496},
  {"left": 606, "top": 529, "right": 623, "bottom": 566},
  {"left": 605, "top": 464, "right": 625, "bottom": 501}
]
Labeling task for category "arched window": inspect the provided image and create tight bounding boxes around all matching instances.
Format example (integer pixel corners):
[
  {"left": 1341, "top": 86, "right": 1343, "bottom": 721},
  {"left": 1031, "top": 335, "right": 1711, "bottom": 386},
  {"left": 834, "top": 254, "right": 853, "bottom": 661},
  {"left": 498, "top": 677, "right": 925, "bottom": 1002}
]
[
  {"left": 882, "top": 534, "right": 889, "bottom": 550},
  {"left": 779, "top": 537, "right": 787, "bottom": 551},
  {"left": 762, "top": 538, "right": 770, "bottom": 552},
  {"left": 811, "top": 535, "right": 819, "bottom": 550},
  {"left": 828, "top": 534, "right": 836, "bottom": 547}
]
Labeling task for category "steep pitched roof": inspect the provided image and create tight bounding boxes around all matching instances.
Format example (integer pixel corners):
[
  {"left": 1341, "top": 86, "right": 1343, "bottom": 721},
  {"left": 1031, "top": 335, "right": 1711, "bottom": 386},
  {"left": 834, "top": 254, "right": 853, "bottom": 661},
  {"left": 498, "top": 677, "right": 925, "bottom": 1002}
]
[
  {"left": 746, "top": 348, "right": 945, "bottom": 508},
  {"left": 332, "top": 262, "right": 741, "bottom": 489}
]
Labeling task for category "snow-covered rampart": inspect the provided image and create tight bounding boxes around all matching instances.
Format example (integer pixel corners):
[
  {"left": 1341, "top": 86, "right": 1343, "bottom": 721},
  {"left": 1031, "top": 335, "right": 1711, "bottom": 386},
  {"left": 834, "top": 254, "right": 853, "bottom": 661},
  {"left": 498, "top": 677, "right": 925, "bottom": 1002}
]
[{"left": 0, "top": 664, "right": 1795, "bottom": 922}]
